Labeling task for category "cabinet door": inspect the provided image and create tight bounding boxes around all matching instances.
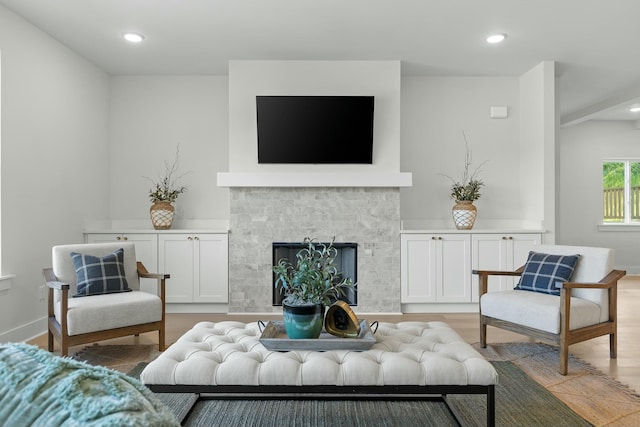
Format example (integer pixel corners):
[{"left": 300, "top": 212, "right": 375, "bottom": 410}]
[
  {"left": 511, "top": 234, "right": 541, "bottom": 269},
  {"left": 194, "top": 234, "right": 229, "bottom": 303},
  {"left": 437, "top": 234, "right": 472, "bottom": 302},
  {"left": 85, "top": 233, "right": 158, "bottom": 293},
  {"left": 401, "top": 234, "right": 437, "bottom": 303},
  {"left": 159, "top": 234, "right": 195, "bottom": 303},
  {"left": 472, "top": 234, "right": 511, "bottom": 296},
  {"left": 472, "top": 233, "right": 541, "bottom": 300}
]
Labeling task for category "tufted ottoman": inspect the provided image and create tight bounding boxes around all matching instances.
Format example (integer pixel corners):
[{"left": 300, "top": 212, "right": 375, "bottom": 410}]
[{"left": 141, "top": 321, "right": 497, "bottom": 426}]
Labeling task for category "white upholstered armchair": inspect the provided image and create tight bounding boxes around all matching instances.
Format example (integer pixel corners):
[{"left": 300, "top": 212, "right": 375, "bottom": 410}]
[
  {"left": 43, "top": 242, "right": 169, "bottom": 356},
  {"left": 473, "top": 244, "right": 625, "bottom": 375}
]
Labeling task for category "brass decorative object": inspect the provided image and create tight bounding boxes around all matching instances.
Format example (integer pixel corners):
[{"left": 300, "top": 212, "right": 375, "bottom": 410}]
[{"left": 324, "top": 301, "right": 361, "bottom": 338}]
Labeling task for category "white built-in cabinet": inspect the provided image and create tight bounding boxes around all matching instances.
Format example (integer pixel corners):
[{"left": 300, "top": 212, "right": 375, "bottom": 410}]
[
  {"left": 400, "top": 233, "right": 471, "bottom": 303},
  {"left": 471, "top": 233, "right": 542, "bottom": 301},
  {"left": 86, "top": 233, "right": 158, "bottom": 272},
  {"left": 85, "top": 232, "right": 228, "bottom": 303},
  {"left": 401, "top": 231, "right": 541, "bottom": 304},
  {"left": 158, "top": 234, "right": 229, "bottom": 303}
]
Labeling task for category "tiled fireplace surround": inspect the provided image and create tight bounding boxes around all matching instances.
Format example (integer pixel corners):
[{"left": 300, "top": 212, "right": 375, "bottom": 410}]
[{"left": 228, "top": 187, "right": 401, "bottom": 314}]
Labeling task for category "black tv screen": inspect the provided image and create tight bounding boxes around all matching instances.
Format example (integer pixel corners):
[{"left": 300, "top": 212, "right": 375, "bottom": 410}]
[{"left": 256, "top": 96, "right": 374, "bottom": 164}]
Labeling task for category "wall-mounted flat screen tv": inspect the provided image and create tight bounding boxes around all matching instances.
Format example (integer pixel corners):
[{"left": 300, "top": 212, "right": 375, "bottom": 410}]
[{"left": 256, "top": 95, "right": 374, "bottom": 164}]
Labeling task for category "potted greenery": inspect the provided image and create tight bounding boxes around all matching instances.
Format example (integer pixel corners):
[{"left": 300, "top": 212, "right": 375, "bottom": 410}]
[
  {"left": 146, "top": 146, "right": 188, "bottom": 230},
  {"left": 442, "top": 134, "right": 487, "bottom": 230},
  {"left": 273, "top": 237, "right": 356, "bottom": 339}
]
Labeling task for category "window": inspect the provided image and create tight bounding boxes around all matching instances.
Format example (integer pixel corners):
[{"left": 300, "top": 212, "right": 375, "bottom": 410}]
[{"left": 603, "top": 160, "right": 640, "bottom": 223}]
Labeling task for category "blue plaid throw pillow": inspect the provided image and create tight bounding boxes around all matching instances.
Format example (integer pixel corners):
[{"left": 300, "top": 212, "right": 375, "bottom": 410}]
[
  {"left": 71, "top": 248, "right": 131, "bottom": 297},
  {"left": 515, "top": 251, "right": 580, "bottom": 295}
]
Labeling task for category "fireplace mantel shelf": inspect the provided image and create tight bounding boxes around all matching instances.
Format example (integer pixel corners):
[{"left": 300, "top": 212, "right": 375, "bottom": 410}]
[{"left": 217, "top": 172, "right": 412, "bottom": 188}]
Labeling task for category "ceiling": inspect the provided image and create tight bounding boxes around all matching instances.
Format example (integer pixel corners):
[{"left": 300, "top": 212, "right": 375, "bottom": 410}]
[{"left": 2, "top": 0, "right": 640, "bottom": 126}]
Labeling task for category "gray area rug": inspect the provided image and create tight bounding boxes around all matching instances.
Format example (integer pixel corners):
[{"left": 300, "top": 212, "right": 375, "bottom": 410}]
[
  {"left": 77, "top": 343, "right": 640, "bottom": 426},
  {"left": 147, "top": 362, "right": 591, "bottom": 427}
]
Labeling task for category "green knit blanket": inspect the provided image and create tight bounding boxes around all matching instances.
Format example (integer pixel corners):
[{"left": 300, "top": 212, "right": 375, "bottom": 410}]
[{"left": 0, "top": 343, "right": 178, "bottom": 427}]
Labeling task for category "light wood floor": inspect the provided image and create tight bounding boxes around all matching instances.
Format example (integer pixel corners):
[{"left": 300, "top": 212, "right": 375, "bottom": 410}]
[{"left": 29, "top": 276, "right": 640, "bottom": 393}]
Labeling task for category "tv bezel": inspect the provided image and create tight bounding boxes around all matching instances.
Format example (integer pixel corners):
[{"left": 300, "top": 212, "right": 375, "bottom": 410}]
[{"left": 256, "top": 95, "right": 375, "bottom": 165}]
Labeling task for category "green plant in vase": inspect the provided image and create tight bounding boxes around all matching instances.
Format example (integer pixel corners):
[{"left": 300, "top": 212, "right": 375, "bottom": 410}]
[
  {"left": 441, "top": 132, "right": 488, "bottom": 229},
  {"left": 145, "top": 145, "right": 189, "bottom": 230},
  {"left": 273, "top": 237, "right": 356, "bottom": 339}
]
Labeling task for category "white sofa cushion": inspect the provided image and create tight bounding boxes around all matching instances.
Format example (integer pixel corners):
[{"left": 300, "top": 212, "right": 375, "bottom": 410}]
[
  {"left": 55, "top": 290, "right": 162, "bottom": 336},
  {"left": 481, "top": 290, "right": 602, "bottom": 334}
]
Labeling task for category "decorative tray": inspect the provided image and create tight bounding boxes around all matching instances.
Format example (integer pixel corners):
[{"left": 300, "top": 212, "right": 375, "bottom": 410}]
[{"left": 258, "top": 320, "right": 376, "bottom": 351}]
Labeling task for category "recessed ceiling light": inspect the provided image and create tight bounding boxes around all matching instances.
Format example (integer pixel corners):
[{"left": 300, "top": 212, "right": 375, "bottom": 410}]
[
  {"left": 123, "top": 33, "right": 144, "bottom": 43},
  {"left": 486, "top": 34, "right": 506, "bottom": 44},
  {"left": 629, "top": 106, "right": 640, "bottom": 113}
]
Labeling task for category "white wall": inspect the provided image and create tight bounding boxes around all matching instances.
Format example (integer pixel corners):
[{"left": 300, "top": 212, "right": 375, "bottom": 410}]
[
  {"left": 228, "top": 60, "right": 401, "bottom": 173},
  {"left": 400, "top": 76, "right": 522, "bottom": 226},
  {"left": 558, "top": 120, "right": 640, "bottom": 272},
  {"left": 109, "top": 76, "right": 229, "bottom": 224},
  {"left": 0, "top": 6, "right": 110, "bottom": 341},
  {"left": 519, "top": 61, "right": 556, "bottom": 242}
]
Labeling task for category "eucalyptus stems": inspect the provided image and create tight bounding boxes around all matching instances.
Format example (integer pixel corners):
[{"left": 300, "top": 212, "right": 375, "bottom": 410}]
[
  {"left": 442, "top": 133, "right": 487, "bottom": 202},
  {"left": 273, "top": 238, "right": 355, "bottom": 306},
  {"left": 146, "top": 145, "right": 189, "bottom": 203}
]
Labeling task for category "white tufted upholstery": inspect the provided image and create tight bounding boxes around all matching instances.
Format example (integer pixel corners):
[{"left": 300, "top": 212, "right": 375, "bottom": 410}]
[{"left": 140, "top": 321, "right": 497, "bottom": 387}]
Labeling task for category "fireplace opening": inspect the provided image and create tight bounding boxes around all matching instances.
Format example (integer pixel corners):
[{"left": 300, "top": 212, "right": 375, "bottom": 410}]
[{"left": 272, "top": 242, "right": 357, "bottom": 306}]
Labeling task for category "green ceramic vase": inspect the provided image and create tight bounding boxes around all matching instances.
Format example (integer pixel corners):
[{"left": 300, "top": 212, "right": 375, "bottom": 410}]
[{"left": 282, "top": 300, "right": 324, "bottom": 339}]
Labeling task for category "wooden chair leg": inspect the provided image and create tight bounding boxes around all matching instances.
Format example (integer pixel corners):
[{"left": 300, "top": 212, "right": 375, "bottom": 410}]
[
  {"left": 61, "top": 336, "right": 69, "bottom": 357},
  {"left": 480, "top": 316, "right": 487, "bottom": 348},
  {"left": 48, "top": 330, "right": 54, "bottom": 352},
  {"left": 610, "top": 333, "right": 617, "bottom": 359},
  {"left": 158, "top": 328, "right": 165, "bottom": 352},
  {"left": 559, "top": 343, "right": 569, "bottom": 375}
]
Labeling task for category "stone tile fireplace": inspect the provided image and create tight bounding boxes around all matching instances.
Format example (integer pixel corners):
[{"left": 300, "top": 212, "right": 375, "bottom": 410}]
[{"left": 227, "top": 186, "right": 402, "bottom": 314}]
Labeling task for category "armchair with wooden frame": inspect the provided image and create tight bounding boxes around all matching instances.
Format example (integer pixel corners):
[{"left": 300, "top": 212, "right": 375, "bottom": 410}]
[
  {"left": 473, "top": 244, "right": 625, "bottom": 375},
  {"left": 43, "top": 242, "right": 169, "bottom": 357}
]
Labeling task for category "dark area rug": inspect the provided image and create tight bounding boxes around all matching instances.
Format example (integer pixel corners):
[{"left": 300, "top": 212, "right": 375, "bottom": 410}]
[
  {"left": 136, "top": 362, "right": 591, "bottom": 427},
  {"left": 79, "top": 343, "right": 640, "bottom": 426}
]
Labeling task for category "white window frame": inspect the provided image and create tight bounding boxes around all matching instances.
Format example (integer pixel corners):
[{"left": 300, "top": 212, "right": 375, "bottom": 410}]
[{"left": 599, "top": 158, "right": 640, "bottom": 231}]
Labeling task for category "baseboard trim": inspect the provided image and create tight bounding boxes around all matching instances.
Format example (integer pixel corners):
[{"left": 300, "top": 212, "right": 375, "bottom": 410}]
[
  {"left": 0, "top": 316, "right": 47, "bottom": 343},
  {"left": 401, "top": 303, "right": 479, "bottom": 314},
  {"left": 166, "top": 303, "right": 229, "bottom": 314}
]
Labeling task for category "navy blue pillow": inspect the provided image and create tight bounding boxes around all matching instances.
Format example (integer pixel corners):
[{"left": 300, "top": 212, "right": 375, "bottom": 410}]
[
  {"left": 515, "top": 251, "right": 580, "bottom": 295},
  {"left": 71, "top": 248, "right": 131, "bottom": 297}
]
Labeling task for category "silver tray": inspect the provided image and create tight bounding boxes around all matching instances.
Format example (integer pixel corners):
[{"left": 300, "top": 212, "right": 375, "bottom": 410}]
[{"left": 259, "top": 320, "right": 376, "bottom": 351}]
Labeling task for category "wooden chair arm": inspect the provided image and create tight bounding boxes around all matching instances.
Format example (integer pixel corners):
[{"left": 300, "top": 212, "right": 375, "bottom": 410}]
[
  {"left": 137, "top": 262, "right": 170, "bottom": 280},
  {"left": 45, "top": 280, "right": 70, "bottom": 291},
  {"left": 472, "top": 269, "right": 523, "bottom": 277},
  {"left": 42, "top": 268, "right": 70, "bottom": 290},
  {"left": 559, "top": 269, "right": 626, "bottom": 290},
  {"left": 137, "top": 262, "right": 168, "bottom": 311},
  {"left": 473, "top": 267, "right": 524, "bottom": 296}
]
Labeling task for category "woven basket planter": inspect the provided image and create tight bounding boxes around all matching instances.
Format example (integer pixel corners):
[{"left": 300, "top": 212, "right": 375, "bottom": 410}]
[
  {"left": 452, "top": 200, "right": 477, "bottom": 230},
  {"left": 150, "top": 201, "right": 175, "bottom": 230}
]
